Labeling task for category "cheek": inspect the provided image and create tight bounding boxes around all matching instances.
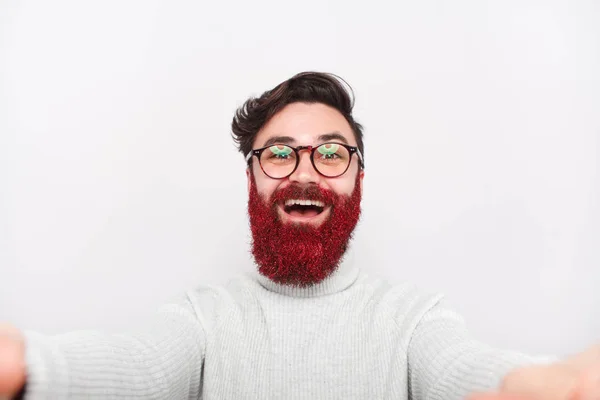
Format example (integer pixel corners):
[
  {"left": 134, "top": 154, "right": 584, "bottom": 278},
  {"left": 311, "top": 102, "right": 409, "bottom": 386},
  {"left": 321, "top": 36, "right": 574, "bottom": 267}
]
[
  {"left": 326, "top": 161, "right": 361, "bottom": 196},
  {"left": 252, "top": 171, "right": 280, "bottom": 200},
  {"left": 325, "top": 176, "right": 356, "bottom": 197}
]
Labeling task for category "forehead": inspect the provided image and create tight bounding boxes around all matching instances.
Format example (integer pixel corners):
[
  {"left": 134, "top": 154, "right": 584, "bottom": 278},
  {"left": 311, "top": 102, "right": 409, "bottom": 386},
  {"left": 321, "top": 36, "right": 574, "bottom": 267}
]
[{"left": 253, "top": 102, "right": 356, "bottom": 148}]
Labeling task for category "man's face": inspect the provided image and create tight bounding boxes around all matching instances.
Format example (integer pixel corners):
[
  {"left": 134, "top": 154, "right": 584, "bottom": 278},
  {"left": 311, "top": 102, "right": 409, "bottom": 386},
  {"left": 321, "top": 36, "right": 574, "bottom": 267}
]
[
  {"left": 246, "top": 102, "right": 364, "bottom": 286},
  {"left": 247, "top": 102, "right": 364, "bottom": 219}
]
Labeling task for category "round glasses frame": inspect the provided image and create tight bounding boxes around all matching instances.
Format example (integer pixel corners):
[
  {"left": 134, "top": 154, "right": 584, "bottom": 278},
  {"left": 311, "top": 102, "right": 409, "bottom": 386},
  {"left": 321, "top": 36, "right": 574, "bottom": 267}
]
[{"left": 245, "top": 142, "right": 365, "bottom": 179}]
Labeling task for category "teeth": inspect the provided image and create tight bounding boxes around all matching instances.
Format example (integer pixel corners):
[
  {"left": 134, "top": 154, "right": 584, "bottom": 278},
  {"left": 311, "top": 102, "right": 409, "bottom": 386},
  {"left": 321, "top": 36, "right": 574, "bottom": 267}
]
[{"left": 284, "top": 199, "right": 325, "bottom": 207}]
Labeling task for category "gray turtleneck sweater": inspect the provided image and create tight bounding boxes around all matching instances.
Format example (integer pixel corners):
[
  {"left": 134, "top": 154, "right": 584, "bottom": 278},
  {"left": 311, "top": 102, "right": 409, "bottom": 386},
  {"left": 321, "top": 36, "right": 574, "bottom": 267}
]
[{"left": 22, "top": 251, "right": 553, "bottom": 399}]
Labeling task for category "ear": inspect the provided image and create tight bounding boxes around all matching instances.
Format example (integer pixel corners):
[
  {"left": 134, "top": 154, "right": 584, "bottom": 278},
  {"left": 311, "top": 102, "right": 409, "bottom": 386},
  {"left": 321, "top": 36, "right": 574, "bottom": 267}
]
[
  {"left": 246, "top": 167, "right": 252, "bottom": 193},
  {"left": 358, "top": 169, "right": 365, "bottom": 197}
]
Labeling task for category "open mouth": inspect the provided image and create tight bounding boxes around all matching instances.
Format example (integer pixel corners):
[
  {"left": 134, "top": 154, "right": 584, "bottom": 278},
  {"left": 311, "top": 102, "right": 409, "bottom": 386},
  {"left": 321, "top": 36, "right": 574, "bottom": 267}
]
[{"left": 282, "top": 199, "right": 326, "bottom": 219}]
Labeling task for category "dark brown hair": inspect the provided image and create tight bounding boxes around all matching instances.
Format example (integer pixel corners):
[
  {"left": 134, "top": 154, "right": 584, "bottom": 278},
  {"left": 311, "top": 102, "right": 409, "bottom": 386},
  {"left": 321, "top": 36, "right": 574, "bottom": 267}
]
[{"left": 231, "top": 71, "right": 364, "bottom": 166}]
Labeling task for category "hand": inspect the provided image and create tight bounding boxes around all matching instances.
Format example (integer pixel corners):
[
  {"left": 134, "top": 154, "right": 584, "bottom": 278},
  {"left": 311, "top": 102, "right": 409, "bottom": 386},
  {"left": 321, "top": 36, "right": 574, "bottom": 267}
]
[
  {"left": 467, "top": 344, "right": 600, "bottom": 400},
  {"left": 0, "top": 324, "right": 26, "bottom": 400}
]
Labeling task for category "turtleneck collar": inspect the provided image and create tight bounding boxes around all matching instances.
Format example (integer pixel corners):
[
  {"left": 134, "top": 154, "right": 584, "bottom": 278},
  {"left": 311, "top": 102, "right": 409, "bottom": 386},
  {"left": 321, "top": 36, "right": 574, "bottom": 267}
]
[{"left": 252, "top": 247, "right": 359, "bottom": 297}]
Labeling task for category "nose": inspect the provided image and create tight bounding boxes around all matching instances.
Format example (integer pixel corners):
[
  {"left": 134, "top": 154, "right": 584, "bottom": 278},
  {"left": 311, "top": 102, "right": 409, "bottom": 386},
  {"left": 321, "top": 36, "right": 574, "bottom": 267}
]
[{"left": 288, "top": 150, "right": 320, "bottom": 184}]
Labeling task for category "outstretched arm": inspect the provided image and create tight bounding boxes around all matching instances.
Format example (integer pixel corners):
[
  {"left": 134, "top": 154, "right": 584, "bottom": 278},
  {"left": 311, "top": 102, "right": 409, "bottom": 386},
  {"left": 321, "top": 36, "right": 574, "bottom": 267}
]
[
  {"left": 1, "top": 294, "right": 206, "bottom": 400},
  {"left": 407, "top": 299, "right": 556, "bottom": 400}
]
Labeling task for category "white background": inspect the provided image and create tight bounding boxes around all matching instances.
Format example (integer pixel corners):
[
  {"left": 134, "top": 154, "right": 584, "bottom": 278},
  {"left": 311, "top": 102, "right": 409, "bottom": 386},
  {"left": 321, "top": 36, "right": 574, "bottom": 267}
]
[{"left": 1, "top": 0, "right": 598, "bottom": 358}]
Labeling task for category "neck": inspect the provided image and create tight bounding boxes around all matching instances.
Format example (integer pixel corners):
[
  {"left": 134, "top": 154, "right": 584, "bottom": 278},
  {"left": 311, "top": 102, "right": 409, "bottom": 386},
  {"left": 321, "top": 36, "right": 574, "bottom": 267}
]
[{"left": 254, "top": 247, "right": 359, "bottom": 297}]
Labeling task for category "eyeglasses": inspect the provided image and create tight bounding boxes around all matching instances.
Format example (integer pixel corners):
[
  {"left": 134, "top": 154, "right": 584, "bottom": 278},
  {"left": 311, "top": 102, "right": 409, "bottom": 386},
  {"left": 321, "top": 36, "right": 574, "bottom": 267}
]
[{"left": 245, "top": 142, "right": 364, "bottom": 179}]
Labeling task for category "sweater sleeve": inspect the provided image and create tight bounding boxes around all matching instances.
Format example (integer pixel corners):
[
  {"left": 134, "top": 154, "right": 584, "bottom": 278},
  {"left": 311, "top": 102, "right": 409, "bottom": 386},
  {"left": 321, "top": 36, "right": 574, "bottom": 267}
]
[
  {"left": 406, "top": 298, "right": 558, "bottom": 400},
  {"left": 21, "top": 293, "right": 206, "bottom": 400}
]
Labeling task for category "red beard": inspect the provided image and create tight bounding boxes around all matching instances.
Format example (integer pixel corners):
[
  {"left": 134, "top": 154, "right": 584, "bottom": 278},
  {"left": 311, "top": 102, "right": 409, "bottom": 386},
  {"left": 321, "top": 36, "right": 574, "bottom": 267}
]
[{"left": 247, "top": 174, "right": 362, "bottom": 287}]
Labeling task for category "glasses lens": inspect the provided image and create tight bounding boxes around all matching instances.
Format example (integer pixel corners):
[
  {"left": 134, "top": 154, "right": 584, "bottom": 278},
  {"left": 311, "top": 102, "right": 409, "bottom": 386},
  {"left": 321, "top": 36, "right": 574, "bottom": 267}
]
[
  {"left": 260, "top": 145, "right": 297, "bottom": 178},
  {"left": 313, "top": 143, "right": 351, "bottom": 177}
]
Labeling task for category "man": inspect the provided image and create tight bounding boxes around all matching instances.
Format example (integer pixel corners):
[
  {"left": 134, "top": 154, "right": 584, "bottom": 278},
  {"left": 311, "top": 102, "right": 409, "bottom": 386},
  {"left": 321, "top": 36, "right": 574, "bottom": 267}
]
[{"left": 0, "top": 72, "right": 598, "bottom": 400}]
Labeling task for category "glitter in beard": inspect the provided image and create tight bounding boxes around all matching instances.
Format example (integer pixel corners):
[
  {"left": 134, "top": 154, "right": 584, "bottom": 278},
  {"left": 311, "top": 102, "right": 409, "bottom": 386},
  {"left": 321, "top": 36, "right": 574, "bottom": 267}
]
[{"left": 248, "top": 173, "right": 362, "bottom": 287}]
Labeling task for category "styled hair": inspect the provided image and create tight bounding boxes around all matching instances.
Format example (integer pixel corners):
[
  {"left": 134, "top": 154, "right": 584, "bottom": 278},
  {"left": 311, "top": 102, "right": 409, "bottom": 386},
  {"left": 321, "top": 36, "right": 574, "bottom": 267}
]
[{"left": 231, "top": 72, "right": 364, "bottom": 166}]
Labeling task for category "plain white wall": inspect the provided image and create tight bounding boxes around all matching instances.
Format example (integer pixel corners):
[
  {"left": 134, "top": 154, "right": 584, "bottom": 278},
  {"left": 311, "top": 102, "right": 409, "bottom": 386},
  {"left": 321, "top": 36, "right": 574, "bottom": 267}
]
[{"left": 1, "top": 0, "right": 598, "bottom": 358}]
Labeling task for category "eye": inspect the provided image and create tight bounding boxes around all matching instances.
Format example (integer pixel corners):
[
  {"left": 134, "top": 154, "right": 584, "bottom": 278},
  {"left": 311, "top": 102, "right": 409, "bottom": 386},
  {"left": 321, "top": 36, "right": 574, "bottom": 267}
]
[
  {"left": 318, "top": 144, "right": 340, "bottom": 155},
  {"left": 268, "top": 145, "right": 292, "bottom": 159},
  {"left": 316, "top": 144, "right": 342, "bottom": 161},
  {"left": 263, "top": 145, "right": 295, "bottom": 165}
]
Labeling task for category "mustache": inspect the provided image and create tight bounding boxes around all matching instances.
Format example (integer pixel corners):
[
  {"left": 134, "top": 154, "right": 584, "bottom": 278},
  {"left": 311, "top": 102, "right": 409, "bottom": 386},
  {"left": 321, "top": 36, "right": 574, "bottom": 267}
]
[{"left": 270, "top": 184, "right": 338, "bottom": 206}]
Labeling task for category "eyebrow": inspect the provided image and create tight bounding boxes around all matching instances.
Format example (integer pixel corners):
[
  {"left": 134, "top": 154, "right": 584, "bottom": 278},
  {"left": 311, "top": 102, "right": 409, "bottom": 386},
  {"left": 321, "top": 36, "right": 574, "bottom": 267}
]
[
  {"left": 261, "top": 132, "right": 350, "bottom": 148},
  {"left": 318, "top": 132, "right": 349, "bottom": 144},
  {"left": 262, "top": 135, "right": 296, "bottom": 147}
]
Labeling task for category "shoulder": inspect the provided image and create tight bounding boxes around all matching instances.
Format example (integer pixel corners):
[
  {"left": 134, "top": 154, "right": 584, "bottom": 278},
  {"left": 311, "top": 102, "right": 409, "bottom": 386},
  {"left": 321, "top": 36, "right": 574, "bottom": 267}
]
[
  {"left": 177, "top": 273, "right": 263, "bottom": 331},
  {"left": 353, "top": 272, "right": 447, "bottom": 327}
]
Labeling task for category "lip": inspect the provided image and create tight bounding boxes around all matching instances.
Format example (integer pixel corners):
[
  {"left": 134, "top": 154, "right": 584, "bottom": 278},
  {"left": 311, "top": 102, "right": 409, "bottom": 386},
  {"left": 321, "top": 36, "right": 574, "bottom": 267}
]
[{"left": 277, "top": 204, "right": 331, "bottom": 225}]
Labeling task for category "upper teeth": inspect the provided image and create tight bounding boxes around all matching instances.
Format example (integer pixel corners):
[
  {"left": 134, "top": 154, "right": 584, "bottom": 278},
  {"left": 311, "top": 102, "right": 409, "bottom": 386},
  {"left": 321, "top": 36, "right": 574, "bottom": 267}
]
[{"left": 284, "top": 199, "right": 325, "bottom": 207}]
